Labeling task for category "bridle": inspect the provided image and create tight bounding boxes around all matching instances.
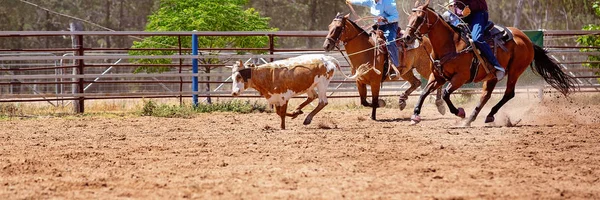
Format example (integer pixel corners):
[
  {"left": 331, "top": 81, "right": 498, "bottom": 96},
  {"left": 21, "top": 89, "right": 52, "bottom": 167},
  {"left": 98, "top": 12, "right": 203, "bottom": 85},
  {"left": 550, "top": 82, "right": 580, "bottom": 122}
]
[
  {"left": 325, "top": 16, "right": 386, "bottom": 76},
  {"left": 325, "top": 17, "right": 366, "bottom": 49},
  {"left": 405, "top": 7, "right": 440, "bottom": 41},
  {"left": 405, "top": 7, "right": 457, "bottom": 81}
]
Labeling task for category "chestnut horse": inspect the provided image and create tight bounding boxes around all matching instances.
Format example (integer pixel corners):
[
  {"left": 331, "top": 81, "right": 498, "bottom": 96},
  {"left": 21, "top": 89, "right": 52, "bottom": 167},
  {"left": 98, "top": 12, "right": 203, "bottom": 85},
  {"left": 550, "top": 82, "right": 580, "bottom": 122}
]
[
  {"left": 402, "top": 0, "right": 576, "bottom": 126},
  {"left": 323, "top": 13, "right": 445, "bottom": 120}
]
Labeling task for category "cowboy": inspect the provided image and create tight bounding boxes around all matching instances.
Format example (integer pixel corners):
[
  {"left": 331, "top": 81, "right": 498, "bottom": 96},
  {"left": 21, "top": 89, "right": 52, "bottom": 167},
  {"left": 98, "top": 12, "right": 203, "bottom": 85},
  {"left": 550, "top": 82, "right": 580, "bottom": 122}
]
[
  {"left": 345, "top": 0, "right": 400, "bottom": 78},
  {"left": 442, "top": 0, "right": 461, "bottom": 26},
  {"left": 454, "top": 0, "right": 505, "bottom": 80}
]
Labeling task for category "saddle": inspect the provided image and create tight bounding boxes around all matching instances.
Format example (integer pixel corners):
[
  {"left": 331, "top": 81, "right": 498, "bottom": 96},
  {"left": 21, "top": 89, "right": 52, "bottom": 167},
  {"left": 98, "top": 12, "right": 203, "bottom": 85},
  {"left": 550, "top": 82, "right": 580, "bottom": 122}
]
[{"left": 454, "top": 21, "right": 514, "bottom": 82}]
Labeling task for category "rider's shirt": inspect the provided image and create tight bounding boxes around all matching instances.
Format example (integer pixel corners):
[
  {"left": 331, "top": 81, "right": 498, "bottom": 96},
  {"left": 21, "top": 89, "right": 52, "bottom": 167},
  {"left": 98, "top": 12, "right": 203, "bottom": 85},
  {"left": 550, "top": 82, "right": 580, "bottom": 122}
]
[{"left": 348, "top": 0, "right": 399, "bottom": 25}]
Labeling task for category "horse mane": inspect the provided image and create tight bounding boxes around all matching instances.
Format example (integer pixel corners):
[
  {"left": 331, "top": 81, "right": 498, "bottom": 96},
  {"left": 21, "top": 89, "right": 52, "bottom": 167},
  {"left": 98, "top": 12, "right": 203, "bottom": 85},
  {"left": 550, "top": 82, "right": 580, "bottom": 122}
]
[
  {"left": 344, "top": 16, "right": 366, "bottom": 34},
  {"left": 424, "top": 6, "right": 458, "bottom": 33}
]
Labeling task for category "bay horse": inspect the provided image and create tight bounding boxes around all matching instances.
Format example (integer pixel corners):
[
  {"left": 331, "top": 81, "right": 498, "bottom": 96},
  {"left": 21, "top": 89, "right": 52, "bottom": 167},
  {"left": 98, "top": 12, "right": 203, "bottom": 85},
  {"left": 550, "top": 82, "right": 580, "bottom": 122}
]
[
  {"left": 401, "top": 0, "right": 576, "bottom": 126},
  {"left": 323, "top": 13, "right": 446, "bottom": 120}
]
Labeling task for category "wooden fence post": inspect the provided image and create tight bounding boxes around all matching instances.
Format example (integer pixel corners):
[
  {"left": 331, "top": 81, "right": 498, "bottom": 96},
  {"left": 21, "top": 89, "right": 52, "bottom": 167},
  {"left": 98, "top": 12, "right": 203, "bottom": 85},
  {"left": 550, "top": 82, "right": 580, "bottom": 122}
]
[{"left": 70, "top": 22, "right": 85, "bottom": 113}]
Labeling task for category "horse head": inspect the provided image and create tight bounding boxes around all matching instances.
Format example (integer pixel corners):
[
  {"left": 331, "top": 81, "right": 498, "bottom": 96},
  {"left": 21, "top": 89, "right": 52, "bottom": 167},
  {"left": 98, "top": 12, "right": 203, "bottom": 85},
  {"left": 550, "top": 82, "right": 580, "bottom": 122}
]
[
  {"left": 323, "top": 13, "right": 350, "bottom": 52},
  {"left": 402, "top": 0, "right": 439, "bottom": 44},
  {"left": 323, "top": 12, "right": 368, "bottom": 52}
]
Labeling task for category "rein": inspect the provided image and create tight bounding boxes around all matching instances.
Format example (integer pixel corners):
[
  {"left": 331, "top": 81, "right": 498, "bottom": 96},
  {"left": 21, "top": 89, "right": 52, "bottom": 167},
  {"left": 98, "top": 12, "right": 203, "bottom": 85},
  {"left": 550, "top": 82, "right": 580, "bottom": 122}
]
[
  {"left": 328, "top": 17, "right": 393, "bottom": 76},
  {"left": 407, "top": 7, "right": 469, "bottom": 81}
]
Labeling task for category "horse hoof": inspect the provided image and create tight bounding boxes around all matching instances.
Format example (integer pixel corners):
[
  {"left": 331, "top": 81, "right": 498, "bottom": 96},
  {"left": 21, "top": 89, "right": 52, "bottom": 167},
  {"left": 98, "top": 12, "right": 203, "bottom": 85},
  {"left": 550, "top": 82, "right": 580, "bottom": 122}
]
[
  {"left": 457, "top": 108, "right": 466, "bottom": 118},
  {"left": 378, "top": 99, "right": 386, "bottom": 107},
  {"left": 437, "top": 105, "right": 446, "bottom": 115},
  {"left": 398, "top": 100, "right": 407, "bottom": 111},
  {"left": 461, "top": 121, "right": 472, "bottom": 127},
  {"left": 410, "top": 115, "right": 421, "bottom": 125},
  {"left": 485, "top": 116, "right": 495, "bottom": 123}
]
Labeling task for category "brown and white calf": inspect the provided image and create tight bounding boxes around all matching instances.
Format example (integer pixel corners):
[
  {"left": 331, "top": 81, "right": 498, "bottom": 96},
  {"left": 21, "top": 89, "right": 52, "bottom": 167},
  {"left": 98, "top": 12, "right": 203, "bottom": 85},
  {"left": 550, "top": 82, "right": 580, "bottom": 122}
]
[{"left": 230, "top": 54, "right": 341, "bottom": 129}]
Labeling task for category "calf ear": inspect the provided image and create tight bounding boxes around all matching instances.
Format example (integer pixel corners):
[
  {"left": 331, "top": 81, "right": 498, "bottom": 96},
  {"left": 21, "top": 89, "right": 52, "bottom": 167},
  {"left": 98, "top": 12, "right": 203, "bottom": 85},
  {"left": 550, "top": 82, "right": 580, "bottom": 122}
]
[
  {"left": 247, "top": 63, "right": 256, "bottom": 68},
  {"left": 239, "top": 68, "right": 252, "bottom": 82}
]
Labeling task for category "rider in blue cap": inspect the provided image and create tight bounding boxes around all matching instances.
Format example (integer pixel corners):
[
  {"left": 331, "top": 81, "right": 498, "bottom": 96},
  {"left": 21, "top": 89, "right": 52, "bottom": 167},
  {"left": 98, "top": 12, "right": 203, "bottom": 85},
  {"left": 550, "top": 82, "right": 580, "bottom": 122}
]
[{"left": 346, "top": 0, "right": 400, "bottom": 78}]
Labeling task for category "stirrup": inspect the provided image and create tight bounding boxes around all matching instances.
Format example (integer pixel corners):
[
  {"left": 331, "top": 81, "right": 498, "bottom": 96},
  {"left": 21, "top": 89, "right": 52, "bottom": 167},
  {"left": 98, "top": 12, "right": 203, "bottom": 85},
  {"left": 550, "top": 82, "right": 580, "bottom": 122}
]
[{"left": 495, "top": 70, "right": 505, "bottom": 81}]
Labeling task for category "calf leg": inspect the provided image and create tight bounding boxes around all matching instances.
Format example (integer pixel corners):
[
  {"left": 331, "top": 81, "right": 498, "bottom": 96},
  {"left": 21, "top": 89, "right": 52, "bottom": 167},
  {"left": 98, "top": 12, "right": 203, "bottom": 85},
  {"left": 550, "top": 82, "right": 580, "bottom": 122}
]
[
  {"left": 304, "top": 83, "right": 329, "bottom": 125},
  {"left": 275, "top": 103, "right": 288, "bottom": 129},
  {"left": 287, "top": 89, "right": 317, "bottom": 119}
]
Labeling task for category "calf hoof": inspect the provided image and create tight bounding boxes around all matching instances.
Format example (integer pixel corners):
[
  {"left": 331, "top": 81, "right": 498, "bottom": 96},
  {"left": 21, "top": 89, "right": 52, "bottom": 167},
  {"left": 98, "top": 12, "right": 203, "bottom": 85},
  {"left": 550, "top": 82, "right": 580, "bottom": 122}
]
[
  {"left": 303, "top": 117, "right": 313, "bottom": 125},
  {"left": 378, "top": 99, "right": 386, "bottom": 107},
  {"left": 398, "top": 99, "right": 407, "bottom": 111},
  {"left": 485, "top": 116, "right": 495, "bottom": 123},
  {"left": 410, "top": 115, "right": 421, "bottom": 125},
  {"left": 457, "top": 108, "right": 466, "bottom": 118},
  {"left": 291, "top": 110, "right": 303, "bottom": 119}
]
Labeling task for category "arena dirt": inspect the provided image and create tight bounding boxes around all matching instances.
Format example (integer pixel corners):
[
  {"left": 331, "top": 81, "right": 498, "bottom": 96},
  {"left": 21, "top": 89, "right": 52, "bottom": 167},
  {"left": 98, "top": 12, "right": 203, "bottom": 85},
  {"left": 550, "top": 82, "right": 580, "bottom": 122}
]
[{"left": 1, "top": 94, "right": 599, "bottom": 199}]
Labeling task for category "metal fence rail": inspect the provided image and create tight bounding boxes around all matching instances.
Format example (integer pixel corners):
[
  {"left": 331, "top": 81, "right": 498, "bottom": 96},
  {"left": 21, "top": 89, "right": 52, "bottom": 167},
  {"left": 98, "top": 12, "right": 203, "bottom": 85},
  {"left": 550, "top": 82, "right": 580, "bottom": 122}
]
[{"left": 1, "top": 31, "right": 599, "bottom": 113}]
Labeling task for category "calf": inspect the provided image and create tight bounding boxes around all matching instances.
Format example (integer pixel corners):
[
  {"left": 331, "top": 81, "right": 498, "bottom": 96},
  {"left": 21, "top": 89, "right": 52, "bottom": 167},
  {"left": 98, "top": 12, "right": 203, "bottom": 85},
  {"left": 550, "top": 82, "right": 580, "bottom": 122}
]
[{"left": 230, "top": 54, "right": 340, "bottom": 129}]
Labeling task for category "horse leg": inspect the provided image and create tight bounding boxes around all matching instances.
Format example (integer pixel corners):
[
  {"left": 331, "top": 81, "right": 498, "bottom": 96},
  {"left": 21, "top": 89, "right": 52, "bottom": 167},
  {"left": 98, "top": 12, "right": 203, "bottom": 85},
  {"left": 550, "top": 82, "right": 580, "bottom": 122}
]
[
  {"left": 275, "top": 103, "right": 288, "bottom": 129},
  {"left": 303, "top": 83, "right": 329, "bottom": 125},
  {"left": 411, "top": 76, "right": 446, "bottom": 124},
  {"left": 357, "top": 82, "right": 371, "bottom": 107},
  {"left": 435, "top": 87, "right": 446, "bottom": 115},
  {"left": 370, "top": 82, "right": 382, "bottom": 120},
  {"left": 485, "top": 76, "right": 517, "bottom": 123},
  {"left": 442, "top": 81, "right": 466, "bottom": 119},
  {"left": 288, "top": 89, "right": 317, "bottom": 119},
  {"left": 399, "top": 71, "right": 421, "bottom": 111},
  {"left": 463, "top": 80, "right": 497, "bottom": 127}
]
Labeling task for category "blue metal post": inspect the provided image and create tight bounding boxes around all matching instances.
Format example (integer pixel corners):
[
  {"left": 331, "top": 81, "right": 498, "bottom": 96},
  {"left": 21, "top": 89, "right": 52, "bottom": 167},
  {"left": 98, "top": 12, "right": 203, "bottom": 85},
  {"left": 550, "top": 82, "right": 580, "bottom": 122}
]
[{"left": 192, "top": 32, "right": 199, "bottom": 107}]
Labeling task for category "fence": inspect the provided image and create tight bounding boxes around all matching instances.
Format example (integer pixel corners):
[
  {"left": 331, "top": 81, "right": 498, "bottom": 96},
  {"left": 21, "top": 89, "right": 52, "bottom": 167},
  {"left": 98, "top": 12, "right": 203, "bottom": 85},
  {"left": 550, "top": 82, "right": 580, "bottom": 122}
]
[{"left": 0, "top": 30, "right": 599, "bottom": 113}]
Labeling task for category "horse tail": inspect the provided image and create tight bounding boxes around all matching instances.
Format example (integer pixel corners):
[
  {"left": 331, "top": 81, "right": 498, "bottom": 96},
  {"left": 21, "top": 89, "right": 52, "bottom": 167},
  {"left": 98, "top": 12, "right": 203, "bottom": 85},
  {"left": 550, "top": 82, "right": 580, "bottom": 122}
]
[{"left": 531, "top": 45, "right": 576, "bottom": 96}]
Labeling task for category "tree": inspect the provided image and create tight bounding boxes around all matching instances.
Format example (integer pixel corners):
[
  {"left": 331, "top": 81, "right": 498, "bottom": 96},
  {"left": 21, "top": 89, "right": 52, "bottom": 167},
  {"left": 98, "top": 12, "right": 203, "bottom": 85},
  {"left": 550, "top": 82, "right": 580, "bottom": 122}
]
[
  {"left": 577, "top": 1, "right": 600, "bottom": 79},
  {"left": 130, "top": 0, "right": 277, "bottom": 73}
]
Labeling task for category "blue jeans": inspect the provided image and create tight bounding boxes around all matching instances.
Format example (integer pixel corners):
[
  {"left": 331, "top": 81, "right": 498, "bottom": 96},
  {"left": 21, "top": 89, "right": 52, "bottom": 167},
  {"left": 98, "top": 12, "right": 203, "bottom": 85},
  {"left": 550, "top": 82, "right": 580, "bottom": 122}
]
[
  {"left": 378, "top": 22, "right": 399, "bottom": 67},
  {"left": 467, "top": 11, "right": 504, "bottom": 72}
]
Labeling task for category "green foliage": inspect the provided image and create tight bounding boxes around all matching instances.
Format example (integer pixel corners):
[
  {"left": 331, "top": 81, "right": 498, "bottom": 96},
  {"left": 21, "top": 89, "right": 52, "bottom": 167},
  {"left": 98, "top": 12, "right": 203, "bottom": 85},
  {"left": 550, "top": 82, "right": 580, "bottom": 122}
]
[
  {"left": 130, "top": 0, "right": 277, "bottom": 73},
  {"left": 577, "top": 1, "right": 600, "bottom": 80},
  {"left": 0, "top": 103, "right": 23, "bottom": 118},
  {"left": 139, "top": 99, "right": 268, "bottom": 118},
  {"left": 195, "top": 100, "right": 268, "bottom": 113},
  {"left": 141, "top": 99, "right": 158, "bottom": 116}
]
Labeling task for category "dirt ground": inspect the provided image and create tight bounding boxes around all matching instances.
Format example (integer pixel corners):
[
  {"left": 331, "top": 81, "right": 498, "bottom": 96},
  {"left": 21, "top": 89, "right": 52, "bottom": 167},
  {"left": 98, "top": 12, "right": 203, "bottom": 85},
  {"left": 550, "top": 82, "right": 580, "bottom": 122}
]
[{"left": 1, "top": 93, "right": 599, "bottom": 199}]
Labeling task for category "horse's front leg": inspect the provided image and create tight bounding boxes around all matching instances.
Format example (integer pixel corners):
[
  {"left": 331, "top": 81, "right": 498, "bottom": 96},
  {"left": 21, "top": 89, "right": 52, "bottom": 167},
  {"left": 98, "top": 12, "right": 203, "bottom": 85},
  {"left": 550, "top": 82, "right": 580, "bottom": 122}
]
[
  {"left": 357, "top": 82, "right": 371, "bottom": 107},
  {"left": 463, "top": 80, "right": 497, "bottom": 127},
  {"left": 412, "top": 74, "right": 446, "bottom": 124},
  {"left": 442, "top": 76, "right": 468, "bottom": 119},
  {"left": 370, "top": 81, "right": 382, "bottom": 120}
]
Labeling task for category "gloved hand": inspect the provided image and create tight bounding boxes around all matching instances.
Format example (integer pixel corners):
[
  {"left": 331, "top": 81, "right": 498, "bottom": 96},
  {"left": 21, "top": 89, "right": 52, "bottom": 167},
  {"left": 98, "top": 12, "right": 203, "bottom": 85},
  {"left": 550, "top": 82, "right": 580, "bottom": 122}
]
[
  {"left": 377, "top": 16, "right": 388, "bottom": 23},
  {"left": 462, "top": 6, "right": 471, "bottom": 17}
]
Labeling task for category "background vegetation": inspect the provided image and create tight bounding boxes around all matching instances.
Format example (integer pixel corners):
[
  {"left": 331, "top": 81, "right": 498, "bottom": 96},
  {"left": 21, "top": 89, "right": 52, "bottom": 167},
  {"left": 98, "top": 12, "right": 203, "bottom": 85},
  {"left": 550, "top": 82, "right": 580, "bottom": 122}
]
[{"left": 1, "top": 0, "right": 599, "bottom": 49}]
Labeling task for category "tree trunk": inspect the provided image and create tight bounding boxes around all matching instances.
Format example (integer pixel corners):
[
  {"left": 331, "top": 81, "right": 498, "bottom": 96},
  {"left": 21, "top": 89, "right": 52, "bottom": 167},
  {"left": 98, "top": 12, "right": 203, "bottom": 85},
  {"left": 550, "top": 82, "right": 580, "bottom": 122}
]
[
  {"left": 513, "top": 0, "right": 524, "bottom": 27},
  {"left": 105, "top": 0, "right": 112, "bottom": 48}
]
